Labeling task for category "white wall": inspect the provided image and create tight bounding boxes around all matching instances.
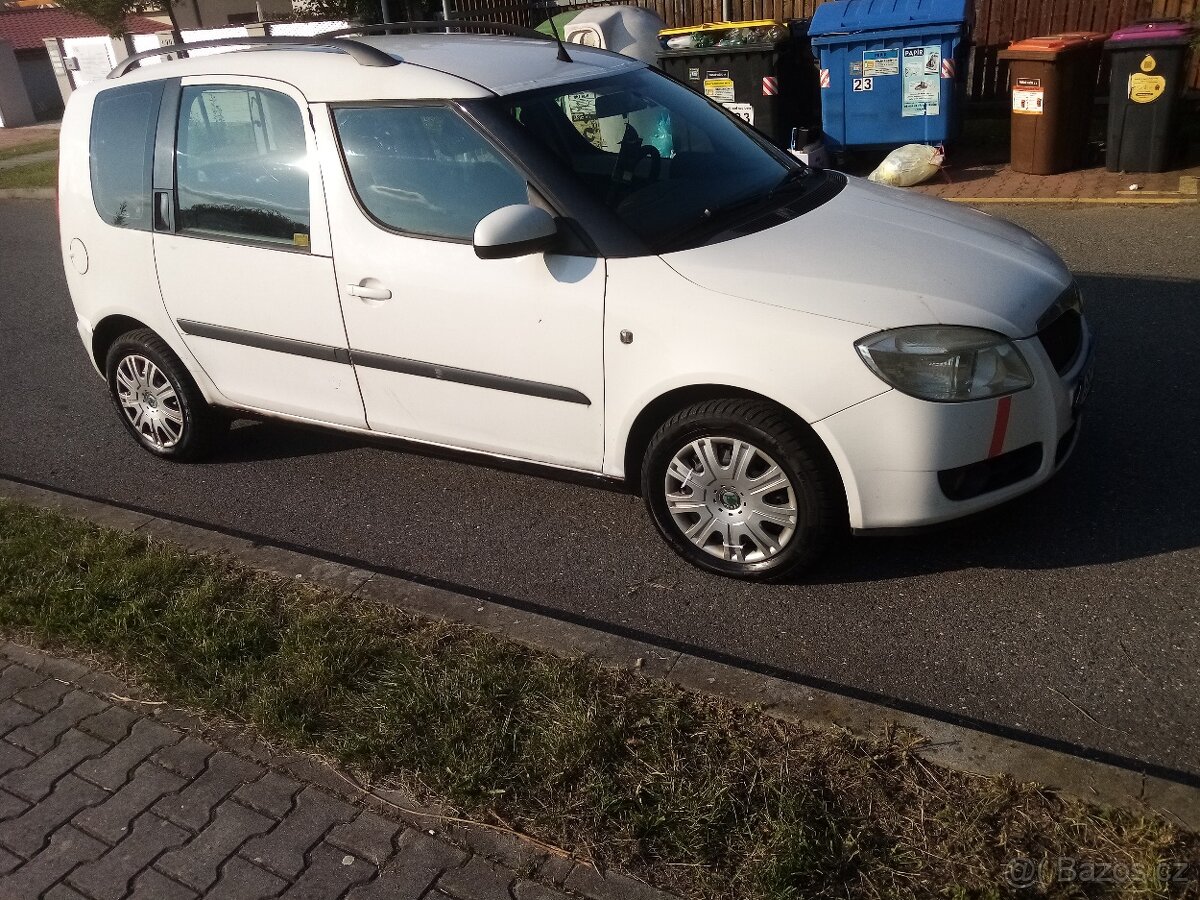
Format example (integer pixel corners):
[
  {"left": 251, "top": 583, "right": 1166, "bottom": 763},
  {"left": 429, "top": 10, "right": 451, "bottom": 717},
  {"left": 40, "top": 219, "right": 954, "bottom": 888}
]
[{"left": 60, "top": 35, "right": 118, "bottom": 87}]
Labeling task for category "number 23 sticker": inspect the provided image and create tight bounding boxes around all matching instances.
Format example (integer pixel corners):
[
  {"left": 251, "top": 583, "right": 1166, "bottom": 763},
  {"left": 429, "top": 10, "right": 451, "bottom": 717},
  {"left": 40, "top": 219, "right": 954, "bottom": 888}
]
[{"left": 852, "top": 77, "right": 874, "bottom": 92}]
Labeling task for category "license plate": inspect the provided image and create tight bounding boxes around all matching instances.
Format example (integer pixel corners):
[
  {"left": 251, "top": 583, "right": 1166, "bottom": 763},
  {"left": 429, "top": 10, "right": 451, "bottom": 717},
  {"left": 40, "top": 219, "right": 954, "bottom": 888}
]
[{"left": 1072, "top": 350, "right": 1096, "bottom": 415}]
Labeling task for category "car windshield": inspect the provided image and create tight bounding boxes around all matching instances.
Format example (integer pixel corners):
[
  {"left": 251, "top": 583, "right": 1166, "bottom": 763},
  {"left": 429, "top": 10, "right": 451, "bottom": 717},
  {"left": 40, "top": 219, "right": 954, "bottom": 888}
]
[{"left": 501, "top": 68, "right": 815, "bottom": 253}]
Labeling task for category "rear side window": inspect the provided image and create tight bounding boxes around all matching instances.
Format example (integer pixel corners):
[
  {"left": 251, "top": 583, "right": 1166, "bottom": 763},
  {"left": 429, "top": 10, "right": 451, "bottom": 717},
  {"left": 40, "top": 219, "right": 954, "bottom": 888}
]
[
  {"left": 90, "top": 81, "right": 164, "bottom": 230},
  {"left": 175, "top": 85, "right": 310, "bottom": 248},
  {"left": 333, "top": 105, "right": 527, "bottom": 241}
]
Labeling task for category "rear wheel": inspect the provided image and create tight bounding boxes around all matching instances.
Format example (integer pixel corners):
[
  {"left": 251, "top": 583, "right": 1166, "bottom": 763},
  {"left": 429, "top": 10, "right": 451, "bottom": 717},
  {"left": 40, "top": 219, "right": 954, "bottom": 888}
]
[
  {"left": 105, "top": 329, "right": 226, "bottom": 462},
  {"left": 641, "top": 399, "right": 843, "bottom": 581}
]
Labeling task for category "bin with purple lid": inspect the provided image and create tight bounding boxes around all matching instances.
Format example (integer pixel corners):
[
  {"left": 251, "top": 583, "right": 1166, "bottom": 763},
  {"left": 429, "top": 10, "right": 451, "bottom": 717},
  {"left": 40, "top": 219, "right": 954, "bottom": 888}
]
[{"left": 1104, "top": 19, "right": 1196, "bottom": 172}]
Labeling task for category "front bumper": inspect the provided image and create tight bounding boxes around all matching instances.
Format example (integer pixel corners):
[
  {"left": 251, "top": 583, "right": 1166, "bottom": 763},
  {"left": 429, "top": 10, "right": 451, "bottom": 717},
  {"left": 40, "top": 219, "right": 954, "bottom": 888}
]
[{"left": 814, "top": 319, "right": 1094, "bottom": 531}]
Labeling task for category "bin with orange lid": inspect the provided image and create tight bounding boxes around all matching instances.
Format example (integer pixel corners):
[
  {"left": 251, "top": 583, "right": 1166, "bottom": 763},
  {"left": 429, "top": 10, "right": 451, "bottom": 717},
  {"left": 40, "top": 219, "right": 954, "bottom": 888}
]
[{"left": 999, "top": 35, "right": 1091, "bottom": 175}]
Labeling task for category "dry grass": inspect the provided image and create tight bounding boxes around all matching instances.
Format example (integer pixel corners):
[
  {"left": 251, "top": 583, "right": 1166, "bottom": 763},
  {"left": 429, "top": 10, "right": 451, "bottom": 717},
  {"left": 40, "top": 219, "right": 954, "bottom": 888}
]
[
  {"left": 0, "top": 499, "right": 1195, "bottom": 899},
  {"left": 0, "top": 159, "right": 57, "bottom": 190}
]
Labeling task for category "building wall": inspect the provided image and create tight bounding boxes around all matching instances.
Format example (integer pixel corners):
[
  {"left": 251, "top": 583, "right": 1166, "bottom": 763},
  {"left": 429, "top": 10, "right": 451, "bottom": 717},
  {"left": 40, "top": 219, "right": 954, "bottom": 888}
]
[
  {"left": 171, "top": 0, "right": 295, "bottom": 29},
  {"left": 17, "top": 50, "right": 62, "bottom": 120},
  {"left": 0, "top": 40, "right": 36, "bottom": 127}
]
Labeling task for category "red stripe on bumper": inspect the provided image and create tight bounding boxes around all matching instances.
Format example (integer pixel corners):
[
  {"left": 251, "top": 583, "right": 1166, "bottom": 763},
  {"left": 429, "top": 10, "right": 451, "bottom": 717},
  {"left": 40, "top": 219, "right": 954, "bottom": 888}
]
[{"left": 988, "top": 396, "right": 1013, "bottom": 458}]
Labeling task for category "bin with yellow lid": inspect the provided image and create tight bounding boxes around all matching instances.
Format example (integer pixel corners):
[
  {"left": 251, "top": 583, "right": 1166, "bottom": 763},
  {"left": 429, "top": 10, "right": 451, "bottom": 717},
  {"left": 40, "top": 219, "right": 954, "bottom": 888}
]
[{"left": 657, "top": 19, "right": 822, "bottom": 147}]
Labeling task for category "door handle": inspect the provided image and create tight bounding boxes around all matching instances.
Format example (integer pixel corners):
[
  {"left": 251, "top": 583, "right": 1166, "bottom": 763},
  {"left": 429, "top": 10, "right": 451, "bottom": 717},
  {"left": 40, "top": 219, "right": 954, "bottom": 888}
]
[{"left": 345, "top": 282, "right": 392, "bottom": 301}]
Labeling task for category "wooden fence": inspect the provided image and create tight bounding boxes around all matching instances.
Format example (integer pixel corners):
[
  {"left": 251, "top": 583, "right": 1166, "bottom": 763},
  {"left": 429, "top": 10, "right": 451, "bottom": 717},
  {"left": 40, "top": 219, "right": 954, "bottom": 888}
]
[{"left": 451, "top": 0, "right": 1200, "bottom": 97}]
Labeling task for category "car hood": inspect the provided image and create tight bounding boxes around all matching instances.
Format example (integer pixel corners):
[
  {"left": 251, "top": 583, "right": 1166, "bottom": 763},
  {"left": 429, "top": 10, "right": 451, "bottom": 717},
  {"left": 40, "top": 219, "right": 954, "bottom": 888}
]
[{"left": 659, "top": 175, "right": 1073, "bottom": 338}]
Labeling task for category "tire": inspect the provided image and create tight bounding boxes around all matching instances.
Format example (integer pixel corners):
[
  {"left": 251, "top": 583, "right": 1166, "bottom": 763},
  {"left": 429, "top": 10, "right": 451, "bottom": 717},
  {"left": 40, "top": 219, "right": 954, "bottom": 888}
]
[
  {"left": 105, "top": 328, "right": 227, "bottom": 462},
  {"left": 641, "top": 399, "right": 844, "bottom": 581}
]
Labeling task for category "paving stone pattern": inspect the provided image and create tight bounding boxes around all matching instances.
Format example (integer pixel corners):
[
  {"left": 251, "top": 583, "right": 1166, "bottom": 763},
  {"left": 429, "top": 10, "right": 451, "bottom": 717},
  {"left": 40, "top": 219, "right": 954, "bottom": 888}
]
[{"left": 0, "top": 644, "right": 678, "bottom": 900}]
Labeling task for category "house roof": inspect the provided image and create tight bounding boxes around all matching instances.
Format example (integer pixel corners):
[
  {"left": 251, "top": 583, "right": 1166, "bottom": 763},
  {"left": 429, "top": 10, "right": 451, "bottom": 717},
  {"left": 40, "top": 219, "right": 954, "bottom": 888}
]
[{"left": 0, "top": 8, "right": 167, "bottom": 51}]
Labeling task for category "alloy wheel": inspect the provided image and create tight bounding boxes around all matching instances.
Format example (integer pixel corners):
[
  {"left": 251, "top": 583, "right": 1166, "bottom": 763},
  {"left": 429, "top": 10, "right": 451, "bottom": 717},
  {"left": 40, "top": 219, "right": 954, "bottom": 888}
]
[
  {"left": 663, "top": 436, "right": 798, "bottom": 564},
  {"left": 114, "top": 354, "right": 185, "bottom": 450}
]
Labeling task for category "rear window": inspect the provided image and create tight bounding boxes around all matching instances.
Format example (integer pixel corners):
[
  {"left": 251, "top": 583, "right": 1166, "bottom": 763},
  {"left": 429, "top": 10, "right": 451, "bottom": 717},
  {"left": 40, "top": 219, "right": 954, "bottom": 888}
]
[{"left": 90, "top": 81, "right": 164, "bottom": 230}]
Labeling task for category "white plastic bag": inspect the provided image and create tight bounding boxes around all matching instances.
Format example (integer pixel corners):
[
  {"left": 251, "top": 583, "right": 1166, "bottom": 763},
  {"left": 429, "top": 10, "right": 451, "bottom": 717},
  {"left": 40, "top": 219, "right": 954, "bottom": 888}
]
[{"left": 867, "top": 144, "right": 945, "bottom": 187}]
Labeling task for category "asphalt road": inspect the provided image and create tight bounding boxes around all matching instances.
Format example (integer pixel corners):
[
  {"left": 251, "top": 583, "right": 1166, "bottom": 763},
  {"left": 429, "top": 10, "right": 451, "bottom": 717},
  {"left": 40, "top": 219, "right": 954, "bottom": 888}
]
[{"left": 2, "top": 199, "right": 1198, "bottom": 783}]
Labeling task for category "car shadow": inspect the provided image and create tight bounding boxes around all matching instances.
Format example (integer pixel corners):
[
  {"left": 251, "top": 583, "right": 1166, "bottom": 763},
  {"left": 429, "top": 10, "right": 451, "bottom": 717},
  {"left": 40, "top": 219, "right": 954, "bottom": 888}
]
[{"left": 212, "top": 420, "right": 364, "bottom": 463}]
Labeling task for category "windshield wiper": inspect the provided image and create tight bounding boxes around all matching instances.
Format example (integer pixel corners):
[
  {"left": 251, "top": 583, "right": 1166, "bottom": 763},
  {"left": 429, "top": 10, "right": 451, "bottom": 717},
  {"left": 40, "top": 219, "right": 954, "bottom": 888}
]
[
  {"left": 661, "top": 168, "right": 814, "bottom": 251},
  {"left": 766, "top": 165, "right": 813, "bottom": 199}
]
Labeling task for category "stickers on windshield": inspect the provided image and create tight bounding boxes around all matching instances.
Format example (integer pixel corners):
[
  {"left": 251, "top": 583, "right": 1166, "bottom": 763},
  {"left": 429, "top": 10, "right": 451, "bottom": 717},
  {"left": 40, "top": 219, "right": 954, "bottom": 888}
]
[
  {"left": 901, "top": 46, "right": 941, "bottom": 117},
  {"left": 703, "top": 70, "right": 736, "bottom": 104}
]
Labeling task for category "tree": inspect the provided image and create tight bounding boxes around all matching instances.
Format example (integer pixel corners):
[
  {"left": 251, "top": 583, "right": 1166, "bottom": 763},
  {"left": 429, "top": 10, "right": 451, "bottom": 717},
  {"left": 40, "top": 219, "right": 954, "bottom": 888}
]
[{"left": 56, "top": 0, "right": 181, "bottom": 37}]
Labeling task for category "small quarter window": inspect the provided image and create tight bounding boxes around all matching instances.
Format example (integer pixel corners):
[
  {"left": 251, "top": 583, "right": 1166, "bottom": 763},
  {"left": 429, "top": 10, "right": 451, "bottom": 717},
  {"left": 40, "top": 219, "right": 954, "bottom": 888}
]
[
  {"left": 175, "top": 85, "right": 310, "bottom": 248},
  {"left": 90, "top": 81, "right": 164, "bottom": 230},
  {"left": 334, "top": 106, "right": 528, "bottom": 241}
]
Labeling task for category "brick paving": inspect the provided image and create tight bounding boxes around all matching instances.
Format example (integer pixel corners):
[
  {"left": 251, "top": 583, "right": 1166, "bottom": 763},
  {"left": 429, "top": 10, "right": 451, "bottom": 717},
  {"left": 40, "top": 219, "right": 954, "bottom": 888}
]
[
  {"left": 0, "top": 642, "right": 677, "bottom": 900},
  {"left": 911, "top": 157, "right": 1200, "bottom": 202}
]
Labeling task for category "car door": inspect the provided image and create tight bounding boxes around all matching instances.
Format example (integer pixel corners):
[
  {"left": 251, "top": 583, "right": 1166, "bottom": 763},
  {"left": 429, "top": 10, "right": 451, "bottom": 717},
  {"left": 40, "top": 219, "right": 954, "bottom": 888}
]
[
  {"left": 317, "top": 102, "right": 605, "bottom": 471},
  {"left": 152, "top": 76, "right": 366, "bottom": 428}
]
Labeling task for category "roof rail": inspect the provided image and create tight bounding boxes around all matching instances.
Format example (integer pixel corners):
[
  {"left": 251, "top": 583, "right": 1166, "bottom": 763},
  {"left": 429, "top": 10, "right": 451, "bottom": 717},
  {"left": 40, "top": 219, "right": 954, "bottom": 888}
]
[
  {"left": 107, "top": 19, "right": 572, "bottom": 79},
  {"left": 108, "top": 34, "right": 398, "bottom": 78},
  {"left": 324, "top": 21, "right": 553, "bottom": 41},
  {"left": 324, "top": 20, "right": 572, "bottom": 60}
]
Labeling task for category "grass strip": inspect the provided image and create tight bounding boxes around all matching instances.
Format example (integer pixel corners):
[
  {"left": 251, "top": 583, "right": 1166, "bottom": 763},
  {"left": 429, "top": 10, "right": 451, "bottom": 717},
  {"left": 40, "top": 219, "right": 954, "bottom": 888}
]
[
  {"left": 0, "top": 138, "right": 58, "bottom": 163},
  {"left": 0, "top": 498, "right": 1195, "bottom": 898},
  {"left": 0, "top": 159, "right": 57, "bottom": 190}
]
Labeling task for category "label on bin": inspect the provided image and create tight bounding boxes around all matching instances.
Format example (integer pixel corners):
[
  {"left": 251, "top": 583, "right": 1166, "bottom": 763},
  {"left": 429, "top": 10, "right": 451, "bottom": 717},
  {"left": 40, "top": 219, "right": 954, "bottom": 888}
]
[
  {"left": 688, "top": 67, "right": 700, "bottom": 80},
  {"left": 704, "top": 76, "right": 736, "bottom": 103},
  {"left": 1129, "top": 73, "right": 1166, "bottom": 104},
  {"left": 1140, "top": 54, "right": 1156, "bottom": 73},
  {"left": 863, "top": 49, "right": 899, "bottom": 77},
  {"left": 1013, "top": 86, "right": 1045, "bottom": 114},
  {"left": 902, "top": 46, "right": 942, "bottom": 117},
  {"left": 724, "top": 102, "right": 754, "bottom": 125}
]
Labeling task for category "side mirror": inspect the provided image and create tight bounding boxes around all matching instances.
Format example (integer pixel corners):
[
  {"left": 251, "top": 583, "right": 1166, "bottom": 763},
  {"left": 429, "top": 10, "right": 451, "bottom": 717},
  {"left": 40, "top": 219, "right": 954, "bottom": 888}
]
[{"left": 473, "top": 205, "right": 559, "bottom": 260}]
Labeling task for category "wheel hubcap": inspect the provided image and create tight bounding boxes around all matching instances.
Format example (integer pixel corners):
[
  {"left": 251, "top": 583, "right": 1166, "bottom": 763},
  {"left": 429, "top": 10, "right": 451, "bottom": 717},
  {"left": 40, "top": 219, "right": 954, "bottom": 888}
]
[
  {"left": 115, "top": 355, "right": 184, "bottom": 449},
  {"left": 664, "top": 437, "right": 799, "bottom": 564}
]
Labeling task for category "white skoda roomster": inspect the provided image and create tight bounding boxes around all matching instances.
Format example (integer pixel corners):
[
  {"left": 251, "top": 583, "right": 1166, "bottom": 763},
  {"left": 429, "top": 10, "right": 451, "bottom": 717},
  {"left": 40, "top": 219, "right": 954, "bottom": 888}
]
[{"left": 58, "top": 24, "right": 1094, "bottom": 580}]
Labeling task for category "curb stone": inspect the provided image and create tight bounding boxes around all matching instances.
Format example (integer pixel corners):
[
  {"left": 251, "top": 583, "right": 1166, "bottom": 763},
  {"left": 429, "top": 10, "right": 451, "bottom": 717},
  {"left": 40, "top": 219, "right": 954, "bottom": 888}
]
[{"left": 2, "top": 476, "right": 1198, "bottom": 832}]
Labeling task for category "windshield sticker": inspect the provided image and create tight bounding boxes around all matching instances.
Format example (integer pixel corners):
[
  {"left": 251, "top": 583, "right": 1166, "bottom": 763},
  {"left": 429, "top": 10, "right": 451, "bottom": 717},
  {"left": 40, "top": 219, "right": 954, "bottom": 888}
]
[
  {"left": 704, "top": 76, "right": 736, "bottom": 104},
  {"left": 902, "top": 46, "right": 942, "bottom": 117},
  {"left": 863, "top": 49, "right": 899, "bottom": 77}
]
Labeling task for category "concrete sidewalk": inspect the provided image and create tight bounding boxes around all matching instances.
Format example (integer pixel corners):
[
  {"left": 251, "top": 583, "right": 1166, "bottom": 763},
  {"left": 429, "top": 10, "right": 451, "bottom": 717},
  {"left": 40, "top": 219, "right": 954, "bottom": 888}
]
[{"left": 0, "top": 642, "right": 673, "bottom": 900}]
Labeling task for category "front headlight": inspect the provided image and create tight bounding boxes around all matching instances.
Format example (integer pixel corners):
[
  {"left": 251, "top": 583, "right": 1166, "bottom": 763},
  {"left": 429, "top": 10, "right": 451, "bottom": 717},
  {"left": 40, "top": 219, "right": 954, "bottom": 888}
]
[{"left": 855, "top": 326, "right": 1034, "bottom": 402}]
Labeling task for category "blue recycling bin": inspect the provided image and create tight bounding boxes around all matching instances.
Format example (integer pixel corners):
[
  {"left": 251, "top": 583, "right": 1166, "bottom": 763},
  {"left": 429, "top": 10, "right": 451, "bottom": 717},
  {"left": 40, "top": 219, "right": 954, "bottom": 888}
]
[{"left": 809, "top": 0, "right": 974, "bottom": 150}]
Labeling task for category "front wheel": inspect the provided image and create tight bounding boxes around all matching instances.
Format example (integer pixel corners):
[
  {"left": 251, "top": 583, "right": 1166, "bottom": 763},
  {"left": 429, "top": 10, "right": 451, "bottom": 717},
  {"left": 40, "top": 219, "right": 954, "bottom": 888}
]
[
  {"left": 641, "top": 399, "right": 844, "bottom": 581},
  {"left": 105, "top": 329, "right": 226, "bottom": 462}
]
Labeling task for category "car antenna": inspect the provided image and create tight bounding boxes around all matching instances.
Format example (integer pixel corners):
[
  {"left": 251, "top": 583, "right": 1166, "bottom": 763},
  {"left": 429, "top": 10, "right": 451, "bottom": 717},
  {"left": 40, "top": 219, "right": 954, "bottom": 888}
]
[{"left": 544, "top": 12, "right": 573, "bottom": 62}]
